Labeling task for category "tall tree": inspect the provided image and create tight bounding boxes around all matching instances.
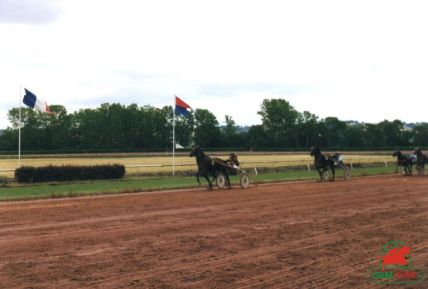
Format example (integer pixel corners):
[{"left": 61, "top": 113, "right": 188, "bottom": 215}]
[
  {"left": 296, "top": 111, "right": 320, "bottom": 148},
  {"left": 222, "top": 115, "right": 239, "bottom": 147},
  {"left": 174, "top": 110, "right": 194, "bottom": 147},
  {"left": 412, "top": 124, "right": 428, "bottom": 146},
  {"left": 377, "top": 120, "right": 408, "bottom": 147},
  {"left": 343, "top": 125, "right": 365, "bottom": 148},
  {"left": 258, "top": 99, "right": 299, "bottom": 147},
  {"left": 247, "top": 125, "right": 269, "bottom": 149},
  {"left": 194, "top": 109, "right": 221, "bottom": 147},
  {"left": 319, "top": 117, "right": 347, "bottom": 148},
  {"left": 363, "top": 123, "right": 385, "bottom": 147}
]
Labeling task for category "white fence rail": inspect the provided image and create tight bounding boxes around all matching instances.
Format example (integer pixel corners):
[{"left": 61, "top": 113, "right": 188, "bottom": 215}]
[{"left": 0, "top": 159, "right": 394, "bottom": 173}]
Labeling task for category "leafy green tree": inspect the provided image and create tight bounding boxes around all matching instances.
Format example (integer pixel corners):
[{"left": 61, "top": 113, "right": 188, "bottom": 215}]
[
  {"left": 362, "top": 123, "right": 385, "bottom": 147},
  {"left": 221, "top": 115, "right": 239, "bottom": 147},
  {"left": 4, "top": 106, "right": 70, "bottom": 151},
  {"left": 411, "top": 123, "right": 428, "bottom": 146},
  {"left": 174, "top": 111, "right": 194, "bottom": 147},
  {"left": 319, "top": 117, "right": 347, "bottom": 148},
  {"left": 70, "top": 108, "right": 102, "bottom": 149},
  {"left": 258, "top": 99, "right": 299, "bottom": 147},
  {"left": 343, "top": 125, "right": 365, "bottom": 148},
  {"left": 247, "top": 125, "right": 269, "bottom": 149},
  {"left": 296, "top": 111, "right": 320, "bottom": 148},
  {"left": 377, "top": 120, "right": 408, "bottom": 147},
  {"left": 194, "top": 109, "right": 221, "bottom": 147},
  {"left": 43, "top": 105, "right": 71, "bottom": 149}
]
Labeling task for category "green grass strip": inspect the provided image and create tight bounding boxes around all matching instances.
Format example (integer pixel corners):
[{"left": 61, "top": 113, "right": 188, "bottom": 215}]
[{"left": 0, "top": 166, "right": 397, "bottom": 201}]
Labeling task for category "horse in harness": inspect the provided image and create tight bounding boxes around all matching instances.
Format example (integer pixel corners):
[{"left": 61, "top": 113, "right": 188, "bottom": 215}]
[
  {"left": 392, "top": 150, "right": 413, "bottom": 176},
  {"left": 310, "top": 146, "right": 336, "bottom": 182},
  {"left": 189, "top": 146, "right": 250, "bottom": 190},
  {"left": 413, "top": 148, "right": 426, "bottom": 175}
]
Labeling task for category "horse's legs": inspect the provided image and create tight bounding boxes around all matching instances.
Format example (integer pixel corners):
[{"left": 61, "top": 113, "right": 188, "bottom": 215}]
[
  {"left": 421, "top": 159, "right": 426, "bottom": 175},
  {"left": 402, "top": 164, "right": 409, "bottom": 175},
  {"left": 211, "top": 171, "right": 217, "bottom": 185},
  {"left": 317, "top": 167, "right": 325, "bottom": 182},
  {"left": 204, "top": 174, "right": 213, "bottom": 190},
  {"left": 225, "top": 173, "right": 232, "bottom": 189},
  {"left": 196, "top": 172, "right": 201, "bottom": 186},
  {"left": 330, "top": 163, "right": 335, "bottom": 181}
]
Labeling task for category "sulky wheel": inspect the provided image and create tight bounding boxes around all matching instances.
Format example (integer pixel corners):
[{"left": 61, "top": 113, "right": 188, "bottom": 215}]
[
  {"left": 417, "top": 165, "right": 425, "bottom": 176},
  {"left": 343, "top": 166, "right": 351, "bottom": 181},
  {"left": 322, "top": 170, "right": 329, "bottom": 182},
  {"left": 216, "top": 172, "right": 226, "bottom": 189},
  {"left": 239, "top": 172, "right": 250, "bottom": 189}
]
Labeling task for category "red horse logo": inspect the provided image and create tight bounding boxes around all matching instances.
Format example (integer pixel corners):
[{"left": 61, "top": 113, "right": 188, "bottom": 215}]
[{"left": 381, "top": 246, "right": 410, "bottom": 271}]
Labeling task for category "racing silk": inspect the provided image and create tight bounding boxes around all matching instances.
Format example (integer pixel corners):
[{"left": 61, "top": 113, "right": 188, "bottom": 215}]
[{"left": 227, "top": 155, "right": 240, "bottom": 169}]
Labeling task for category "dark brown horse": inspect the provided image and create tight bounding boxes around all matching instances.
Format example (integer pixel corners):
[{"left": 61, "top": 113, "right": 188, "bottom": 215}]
[
  {"left": 392, "top": 150, "right": 413, "bottom": 176},
  {"left": 310, "top": 146, "right": 335, "bottom": 182},
  {"left": 189, "top": 146, "right": 231, "bottom": 190},
  {"left": 413, "top": 148, "right": 426, "bottom": 175}
]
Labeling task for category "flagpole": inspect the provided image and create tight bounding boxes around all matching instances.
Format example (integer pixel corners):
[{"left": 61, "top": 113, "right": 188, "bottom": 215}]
[
  {"left": 18, "top": 86, "right": 22, "bottom": 168},
  {"left": 172, "top": 95, "right": 176, "bottom": 176}
]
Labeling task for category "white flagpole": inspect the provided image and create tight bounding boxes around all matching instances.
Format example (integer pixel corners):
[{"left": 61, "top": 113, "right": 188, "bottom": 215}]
[
  {"left": 18, "top": 86, "right": 22, "bottom": 167},
  {"left": 172, "top": 95, "right": 176, "bottom": 176}
]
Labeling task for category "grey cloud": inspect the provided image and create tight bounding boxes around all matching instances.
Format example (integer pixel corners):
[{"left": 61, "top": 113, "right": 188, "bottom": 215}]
[
  {"left": 196, "top": 82, "right": 311, "bottom": 97},
  {"left": 115, "top": 70, "right": 311, "bottom": 99},
  {"left": 0, "top": 0, "right": 59, "bottom": 24}
]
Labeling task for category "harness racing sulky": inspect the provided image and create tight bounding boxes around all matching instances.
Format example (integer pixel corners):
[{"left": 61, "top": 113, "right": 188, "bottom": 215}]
[
  {"left": 189, "top": 146, "right": 250, "bottom": 190},
  {"left": 392, "top": 150, "right": 413, "bottom": 176},
  {"left": 413, "top": 148, "right": 427, "bottom": 176},
  {"left": 310, "top": 146, "right": 351, "bottom": 182}
]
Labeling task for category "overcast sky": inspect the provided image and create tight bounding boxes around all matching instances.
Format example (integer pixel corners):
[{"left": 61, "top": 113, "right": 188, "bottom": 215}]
[{"left": 1, "top": 0, "right": 427, "bottom": 129}]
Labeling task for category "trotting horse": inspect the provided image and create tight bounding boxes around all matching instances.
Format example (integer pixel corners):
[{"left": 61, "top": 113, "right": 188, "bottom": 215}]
[
  {"left": 392, "top": 150, "right": 413, "bottom": 176},
  {"left": 310, "top": 146, "right": 335, "bottom": 182},
  {"left": 413, "top": 148, "right": 426, "bottom": 175},
  {"left": 189, "top": 145, "right": 231, "bottom": 190}
]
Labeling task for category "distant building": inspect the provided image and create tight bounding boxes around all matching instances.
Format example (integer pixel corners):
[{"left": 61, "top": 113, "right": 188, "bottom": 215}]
[
  {"left": 236, "top": 126, "right": 251, "bottom": 133},
  {"left": 344, "top": 120, "right": 363, "bottom": 126},
  {"left": 403, "top": 124, "right": 414, "bottom": 131}
]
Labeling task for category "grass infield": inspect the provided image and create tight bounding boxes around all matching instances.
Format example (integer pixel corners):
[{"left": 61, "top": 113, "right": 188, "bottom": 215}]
[
  {"left": 0, "top": 153, "right": 394, "bottom": 178},
  {"left": 0, "top": 166, "right": 399, "bottom": 201}
]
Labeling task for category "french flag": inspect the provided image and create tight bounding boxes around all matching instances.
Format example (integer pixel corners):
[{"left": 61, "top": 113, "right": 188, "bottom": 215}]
[
  {"left": 23, "top": 89, "right": 53, "bottom": 114},
  {"left": 175, "top": 95, "right": 191, "bottom": 116}
]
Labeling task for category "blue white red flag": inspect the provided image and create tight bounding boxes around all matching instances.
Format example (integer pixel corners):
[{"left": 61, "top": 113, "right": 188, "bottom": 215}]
[
  {"left": 175, "top": 96, "right": 191, "bottom": 116},
  {"left": 23, "top": 89, "right": 52, "bottom": 114}
]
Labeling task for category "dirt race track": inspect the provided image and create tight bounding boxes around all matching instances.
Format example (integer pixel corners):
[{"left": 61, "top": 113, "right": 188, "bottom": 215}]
[{"left": 0, "top": 175, "right": 427, "bottom": 289}]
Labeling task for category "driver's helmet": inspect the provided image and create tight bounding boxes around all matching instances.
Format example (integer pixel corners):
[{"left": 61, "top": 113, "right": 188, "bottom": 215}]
[{"left": 334, "top": 152, "right": 342, "bottom": 161}]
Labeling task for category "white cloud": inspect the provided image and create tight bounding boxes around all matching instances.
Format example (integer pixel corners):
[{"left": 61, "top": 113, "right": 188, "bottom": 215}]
[
  {"left": 1, "top": 0, "right": 428, "bottom": 129},
  {"left": 0, "top": 0, "right": 60, "bottom": 24}
]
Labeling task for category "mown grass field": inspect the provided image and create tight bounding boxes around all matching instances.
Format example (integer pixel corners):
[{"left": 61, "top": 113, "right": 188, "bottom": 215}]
[
  {"left": 0, "top": 165, "right": 399, "bottom": 201},
  {"left": 0, "top": 152, "right": 404, "bottom": 201},
  {"left": 0, "top": 152, "right": 396, "bottom": 178}
]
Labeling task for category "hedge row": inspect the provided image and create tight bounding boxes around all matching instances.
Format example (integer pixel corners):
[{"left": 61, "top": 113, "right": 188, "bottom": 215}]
[{"left": 15, "top": 164, "right": 126, "bottom": 183}]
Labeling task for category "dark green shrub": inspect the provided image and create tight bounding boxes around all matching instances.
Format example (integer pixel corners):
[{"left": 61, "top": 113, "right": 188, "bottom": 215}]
[{"left": 15, "top": 164, "right": 125, "bottom": 183}]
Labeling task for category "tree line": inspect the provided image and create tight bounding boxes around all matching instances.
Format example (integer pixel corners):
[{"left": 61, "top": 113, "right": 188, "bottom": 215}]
[{"left": 0, "top": 99, "right": 427, "bottom": 152}]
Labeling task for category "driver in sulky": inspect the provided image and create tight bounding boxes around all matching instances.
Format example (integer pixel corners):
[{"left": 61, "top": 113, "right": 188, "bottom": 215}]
[{"left": 226, "top": 152, "right": 240, "bottom": 169}]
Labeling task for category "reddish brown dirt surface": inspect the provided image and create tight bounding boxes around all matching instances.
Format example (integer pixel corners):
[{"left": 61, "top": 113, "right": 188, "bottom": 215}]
[{"left": 0, "top": 175, "right": 427, "bottom": 289}]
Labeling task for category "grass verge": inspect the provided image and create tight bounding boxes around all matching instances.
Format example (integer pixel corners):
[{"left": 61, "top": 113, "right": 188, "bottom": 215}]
[{"left": 0, "top": 165, "right": 399, "bottom": 201}]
